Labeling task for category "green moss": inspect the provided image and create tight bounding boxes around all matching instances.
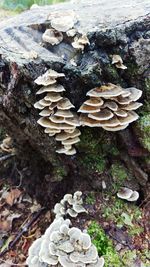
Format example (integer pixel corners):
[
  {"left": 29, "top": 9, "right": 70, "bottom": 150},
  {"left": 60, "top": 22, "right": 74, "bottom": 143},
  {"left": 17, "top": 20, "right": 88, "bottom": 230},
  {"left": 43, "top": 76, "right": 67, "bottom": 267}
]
[
  {"left": 82, "top": 154, "right": 106, "bottom": 174},
  {"left": 144, "top": 77, "right": 150, "bottom": 99},
  {"left": 110, "top": 162, "right": 128, "bottom": 190},
  {"left": 88, "top": 221, "right": 123, "bottom": 266},
  {"left": 85, "top": 192, "right": 96, "bottom": 205},
  {"left": 136, "top": 114, "right": 150, "bottom": 152},
  {"left": 102, "top": 197, "right": 143, "bottom": 234},
  {"left": 77, "top": 128, "right": 119, "bottom": 174},
  {"left": 126, "top": 62, "right": 139, "bottom": 77}
]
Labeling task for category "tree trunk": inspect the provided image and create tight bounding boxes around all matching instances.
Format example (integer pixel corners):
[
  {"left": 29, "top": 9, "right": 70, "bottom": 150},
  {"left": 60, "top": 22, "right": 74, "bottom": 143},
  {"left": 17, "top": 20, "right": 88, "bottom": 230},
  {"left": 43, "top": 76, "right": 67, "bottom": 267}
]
[{"left": 0, "top": 0, "right": 149, "bottom": 206}]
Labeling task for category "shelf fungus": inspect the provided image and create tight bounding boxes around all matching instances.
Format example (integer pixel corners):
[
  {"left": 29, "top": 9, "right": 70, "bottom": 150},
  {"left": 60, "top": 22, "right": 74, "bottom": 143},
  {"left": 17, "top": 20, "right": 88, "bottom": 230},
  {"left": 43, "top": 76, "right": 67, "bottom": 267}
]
[
  {"left": 117, "top": 187, "right": 139, "bottom": 202},
  {"left": 50, "top": 12, "right": 77, "bottom": 32},
  {"left": 26, "top": 217, "right": 104, "bottom": 267},
  {"left": 112, "top": 54, "right": 127, "bottom": 70},
  {"left": 34, "top": 70, "right": 81, "bottom": 155},
  {"left": 78, "top": 83, "right": 142, "bottom": 131},
  {"left": 42, "top": 29, "right": 63, "bottom": 45},
  {"left": 54, "top": 191, "right": 87, "bottom": 218}
]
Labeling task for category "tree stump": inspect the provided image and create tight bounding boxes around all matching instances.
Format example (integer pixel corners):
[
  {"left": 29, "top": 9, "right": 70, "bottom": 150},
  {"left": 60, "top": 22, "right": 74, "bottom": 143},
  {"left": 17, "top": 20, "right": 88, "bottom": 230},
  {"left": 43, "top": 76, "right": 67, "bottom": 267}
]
[{"left": 0, "top": 0, "right": 149, "bottom": 206}]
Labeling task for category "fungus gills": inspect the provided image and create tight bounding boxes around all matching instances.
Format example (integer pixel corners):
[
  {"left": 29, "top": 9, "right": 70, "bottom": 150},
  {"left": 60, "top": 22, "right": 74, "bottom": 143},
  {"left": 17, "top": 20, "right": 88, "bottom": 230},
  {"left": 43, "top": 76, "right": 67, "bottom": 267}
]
[
  {"left": 78, "top": 83, "right": 142, "bottom": 131},
  {"left": 26, "top": 217, "right": 104, "bottom": 267},
  {"left": 34, "top": 69, "right": 81, "bottom": 155},
  {"left": 54, "top": 191, "right": 87, "bottom": 218}
]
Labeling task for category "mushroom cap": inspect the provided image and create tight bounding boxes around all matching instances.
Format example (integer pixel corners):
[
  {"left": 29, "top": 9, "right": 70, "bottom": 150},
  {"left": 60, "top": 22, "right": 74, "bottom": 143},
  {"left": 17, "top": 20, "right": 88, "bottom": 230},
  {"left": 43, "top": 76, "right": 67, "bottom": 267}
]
[
  {"left": 122, "top": 102, "right": 143, "bottom": 110},
  {"left": 78, "top": 104, "right": 101, "bottom": 113},
  {"left": 42, "top": 28, "right": 63, "bottom": 45},
  {"left": 36, "top": 84, "right": 65, "bottom": 94},
  {"left": 88, "top": 257, "right": 105, "bottom": 267},
  {"left": 88, "top": 109, "right": 114, "bottom": 121},
  {"left": 80, "top": 115, "right": 101, "bottom": 127},
  {"left": 39, "top": 239, "right": 58, "bottom": 265},
  {"left": 127, "top": 87, "right": 142, "bottom": 101},
  {"left": 66, "top": 28, "right": 77, "bottom": 37},
  {"left": 114, "top": 95, "right": 131, "bottom": 105},
  {"left": 34, "top": 69, "right": 65, "bottom": 86},
  {"left": 69, "top": 245, "right": 98, "bottom": 264},
  {"left": 102, "top": 124, "right": 129, "bottom": 131},
  {"left": 56, "top": 147, "right": 76, "bottom": 155},
  {"left": 127, "top": 191, "right": 139, "bottom": 201},
  {"left": 73, "top": 204, "right": 87, "bottom": 214},
  {"left": 59, "top": 255, "right": 85, "bottom": 267},
  {"left": 34, "top": 101, "right": 44, "bottom": 110},
  {"left": 62, "top": 136, "right": 80, "bottom": 145},
  {"left": 117, "top": 187, "right": 133, "bottom": 200},
  {"left": 114, "top": 109, "right": 128, "bottom": 117},
  {"left": 39, "top": 108, "right": 53, "bottom": 117},
  {"left": 98, "top": 116, "right": 120, "bottom": 127},
  {"left": 87, "top": 84, "right": 123, "bottom": 98},
  {"left": 57, "top": 240, "right": 74, "bottom": 253},
  {"left": 115, "top": 62, "right": 127, "bottom": 69},
  {"left": 37, "top": 117, "right": 75, "bottom": 129},
  {"left": 57, "top": 98, "right": 75, "bottom": 110},
  {"left": 80, "top": 233, "right": 91, "bottom": 249},
  {"left": 112, "top": 54, "right": 123, "bottom": 64},
  {"left": 103, "top": 101, "right": 118, "bottom": 111},
  {"left": 39, "top": 99, "right": 52, "bottom": 107},
  {"left": 44, "top": 128, "right": 61, "bottom": 134},
  {"left": 55, "top": 110, "right": 74, "bottom": 118},
  {"left": 84, "top": 97, "right": 104, "bottom": 107},
  {"left": 64, "top": 116, "right": 80, "bottom": 127},
  {"left": 44, "top": 92, "right": 63, "bottom": 102},
  {"left": 119, "top": 111, "right": 139, "bottom": 125},
  {"left": 50, "top": 115, "right": 65, "bottom": 124},
  {"left": 51, "top": 15, "right": 76, "bottom": 32},
  {"left": 55, "top": 129, "right": 81, "bottom": 141}
]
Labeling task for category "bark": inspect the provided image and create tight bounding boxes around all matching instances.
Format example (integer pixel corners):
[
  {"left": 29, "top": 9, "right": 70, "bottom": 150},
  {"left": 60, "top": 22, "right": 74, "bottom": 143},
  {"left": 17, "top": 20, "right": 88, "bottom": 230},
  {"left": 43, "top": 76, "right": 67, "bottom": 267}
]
[{"left": 0, "top": 0, "right": 149, "bottom": 206}]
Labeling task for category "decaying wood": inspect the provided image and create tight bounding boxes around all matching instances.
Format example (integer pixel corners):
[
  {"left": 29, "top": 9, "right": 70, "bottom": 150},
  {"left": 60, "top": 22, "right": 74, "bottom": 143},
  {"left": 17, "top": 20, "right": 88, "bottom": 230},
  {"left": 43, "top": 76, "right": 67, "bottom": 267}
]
[{"left": 0, "top": 0, "right": 149, "bottom": 205}]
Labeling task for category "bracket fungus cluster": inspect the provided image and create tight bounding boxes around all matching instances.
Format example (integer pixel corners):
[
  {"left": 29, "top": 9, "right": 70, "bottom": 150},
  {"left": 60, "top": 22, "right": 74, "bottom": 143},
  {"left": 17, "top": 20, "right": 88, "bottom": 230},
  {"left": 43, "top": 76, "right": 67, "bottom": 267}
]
[
  {"left": 78, "top": 83, "right": 142, "bottom": 131},
  {"left": 27, "top": 217, "right": 104, "bottom": 267},
  {"left": 117, "top": 187, "right": 139, "bottom": 201},
  {"left": 34, "top": 69, "right": 81, "bottom": 155},
  {"left": 54, "top": 191, "right": 87, "bottom": 218}
]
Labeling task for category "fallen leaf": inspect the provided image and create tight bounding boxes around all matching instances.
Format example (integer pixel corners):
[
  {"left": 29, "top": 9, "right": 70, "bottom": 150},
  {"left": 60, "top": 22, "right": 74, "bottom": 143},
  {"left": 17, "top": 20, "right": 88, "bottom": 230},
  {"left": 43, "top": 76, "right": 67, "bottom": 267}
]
[{"left": 5, "top": 189, "right": 22, "bottom": 206}]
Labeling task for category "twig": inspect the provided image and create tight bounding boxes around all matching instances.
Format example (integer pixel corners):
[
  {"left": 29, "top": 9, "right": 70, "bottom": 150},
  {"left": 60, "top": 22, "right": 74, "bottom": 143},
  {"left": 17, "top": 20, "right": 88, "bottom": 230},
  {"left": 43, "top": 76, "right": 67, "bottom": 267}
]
[
  {"left": 0, "top": 154, "right": 15, "bottom": 162},
  {"left": 0, "top": 207, "right": 46, "bottom": 258},
  {"left": 0, "top": 259, "right": 26, "bottom": 266}
]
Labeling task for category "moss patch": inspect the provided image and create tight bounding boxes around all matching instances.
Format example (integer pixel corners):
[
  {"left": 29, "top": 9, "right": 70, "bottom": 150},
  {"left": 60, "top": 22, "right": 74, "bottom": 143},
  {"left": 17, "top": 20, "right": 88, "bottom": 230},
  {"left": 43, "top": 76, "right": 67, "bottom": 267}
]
[
  {"left": 88, "top": 221, "right": 123, "bottom": 266},
  {"left": 135, "top": 114, "right": 150, "bottom": 152},
  {"left": 110, "top": 162, "right": 128, "bottom": 190}
]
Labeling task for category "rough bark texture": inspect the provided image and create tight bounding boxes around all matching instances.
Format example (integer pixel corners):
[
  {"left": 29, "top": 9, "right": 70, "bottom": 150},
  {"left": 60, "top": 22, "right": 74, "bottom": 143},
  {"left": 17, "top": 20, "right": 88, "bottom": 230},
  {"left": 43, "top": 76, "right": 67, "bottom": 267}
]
[{"left": 0, "top": 0, "right": 149, "bottom": 206}]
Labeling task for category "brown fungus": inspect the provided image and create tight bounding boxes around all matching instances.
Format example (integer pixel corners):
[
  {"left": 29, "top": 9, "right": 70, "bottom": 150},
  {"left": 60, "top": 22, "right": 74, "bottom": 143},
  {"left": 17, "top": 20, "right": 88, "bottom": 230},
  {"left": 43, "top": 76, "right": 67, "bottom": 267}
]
[{"left": 78, "top": 83, "right": 142, "bottom": 131}]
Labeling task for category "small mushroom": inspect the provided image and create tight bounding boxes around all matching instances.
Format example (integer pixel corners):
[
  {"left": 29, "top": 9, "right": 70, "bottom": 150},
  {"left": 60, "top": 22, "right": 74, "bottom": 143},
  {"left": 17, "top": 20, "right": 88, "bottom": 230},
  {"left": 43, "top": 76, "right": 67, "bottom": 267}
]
[
  {"left": 42, "top": 29, "right": 63, "bottom": 45},
  {"left": 36, "top": 84, "right": 65, "bottom": 94},
  {"left": 51, "top": 15, "right": 76, "bottom": 32},
  {"left": 84, "top": 97, "right": 104, "bottom": 107},
  {"left": 87, "top": 84, "right": 124, "bottom": 98},
  {"left": 112, "top": 54, "right": 127, "bottom": 70},
  {"left": 72, "top": 34, "right": 90, "bottom": 50},
  {"left": 127, "top": 191, "right": 139, "bottom": 201},
  {"left": 35, "top": 69, "right": 65, "bottom": 86},
  {"left": 56, "top": 147, "right": 77, "bottom": 155},
  {"left": 117, "top": 187, "right": 133, "bottom": 200}
]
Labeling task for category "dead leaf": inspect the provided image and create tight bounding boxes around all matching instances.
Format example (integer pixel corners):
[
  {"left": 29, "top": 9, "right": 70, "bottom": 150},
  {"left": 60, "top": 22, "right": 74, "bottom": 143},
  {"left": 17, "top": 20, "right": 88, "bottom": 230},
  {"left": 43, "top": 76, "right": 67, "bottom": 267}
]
[{"left": 5, "top": 189, "right": 22, "bottom": 206}]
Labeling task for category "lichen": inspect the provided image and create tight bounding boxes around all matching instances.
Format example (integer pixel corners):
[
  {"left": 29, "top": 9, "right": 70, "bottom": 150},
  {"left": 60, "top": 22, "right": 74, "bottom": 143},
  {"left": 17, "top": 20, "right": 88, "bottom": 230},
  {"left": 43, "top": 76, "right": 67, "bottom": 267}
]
[{"left": 135, "top": 114, "right": 150, "bottom": 152}]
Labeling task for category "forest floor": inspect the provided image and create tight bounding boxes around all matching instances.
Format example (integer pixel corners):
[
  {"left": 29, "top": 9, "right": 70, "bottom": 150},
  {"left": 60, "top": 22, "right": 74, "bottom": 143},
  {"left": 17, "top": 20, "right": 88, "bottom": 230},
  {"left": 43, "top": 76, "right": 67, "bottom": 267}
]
[{"left": 0, "top": 135, "right": 149, "bottom": 267}]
